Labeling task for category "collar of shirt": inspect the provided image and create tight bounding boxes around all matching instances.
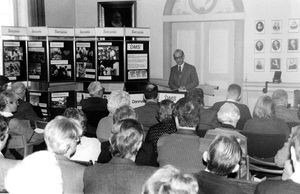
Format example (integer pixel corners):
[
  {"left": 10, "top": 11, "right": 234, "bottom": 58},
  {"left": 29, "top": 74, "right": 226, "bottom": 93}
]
[
  {"left": 0, "top": 111, "right": 13, "bottom": 118},
  {"left": 178, "top": 62, "right": 185, "bottom": 71}
]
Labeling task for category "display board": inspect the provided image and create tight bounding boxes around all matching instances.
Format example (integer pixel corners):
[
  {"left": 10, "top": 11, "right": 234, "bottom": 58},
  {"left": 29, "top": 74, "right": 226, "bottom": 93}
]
[
  {"left": 49, "top": 91, "right": 76, "bottom": 119},
  {"left": 97, "top": 40, "right": 124, "bottom": 82},
  {"left": 49, "top": 41, "right": 74, "bottom": 82},
  {"left": 2, "top": 40, "right": 27, "bottom": 81},
  {"left": 28, "top": 91, "right": 49, "bottom": 117},
  {"left": 75, "top": 41, "right": 96, "bottom": 81},
  {"left": 27, "top": 41, "right": 47, "bottom": 81},
  {"left": 126, "top": 41, "right": 149, "bottom": 81}
]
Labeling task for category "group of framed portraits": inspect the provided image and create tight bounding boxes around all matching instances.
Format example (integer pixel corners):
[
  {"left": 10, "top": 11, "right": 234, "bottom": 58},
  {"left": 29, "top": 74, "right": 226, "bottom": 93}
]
[{"left": 254, "top": 19, "right": 300, "bottom": 72}]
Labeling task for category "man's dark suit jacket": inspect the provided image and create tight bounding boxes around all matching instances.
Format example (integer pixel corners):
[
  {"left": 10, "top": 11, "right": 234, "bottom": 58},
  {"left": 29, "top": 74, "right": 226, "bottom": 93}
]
[
  {"left": 135, "top": 101, "right": 159, "bottom": 133},
  {"left": 211, "top": 101, "right": 252, "bottom": 130},
  {"left": 168, "top": 63, "right": 199, "bottom": 91},
  {"left": 13, "top": 99, "right": 41, "bottom": 121},
  {"left": 81, "top": 97, "right": 108, "bottom": 112},
  {"left": 255, "top": 179, "right": 300, "bottom": 194}
]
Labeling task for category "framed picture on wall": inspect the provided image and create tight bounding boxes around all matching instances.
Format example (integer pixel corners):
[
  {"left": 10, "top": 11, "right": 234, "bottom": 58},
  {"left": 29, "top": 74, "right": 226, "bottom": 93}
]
[
  {"left": 288, "top": 19, "right": 300, "bottom": 33},
  {"left": 270, "top": 58, "right": 281, "bottom": 71},
  {"left": 98, "top": 1, "right": 136, "bottom": 27},
  {"left": 254, "top": 40, "right": 264, "bottom": 53},
  {"left": 288, "top": 39, "right": 299, "bottom": 52},
  {"left": 254, "top": 58, "right": 265, "bottom": 72},
  {"left": 255, "top": 20, "right": 265, "bottom": 33},
  {"left": 271, "top": 20, "right": 282, "bottom": 33},
  {"left": 287, "top": 58, "right": 298, "bottom": 72},
  {"left": 271, "top": 39, "right": 281, "bottom": 53}
]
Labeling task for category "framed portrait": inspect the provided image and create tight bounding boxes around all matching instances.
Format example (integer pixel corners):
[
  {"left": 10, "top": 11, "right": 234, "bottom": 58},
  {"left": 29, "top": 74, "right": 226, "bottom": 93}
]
[
  {"left": 254, "top": 40, "right": 264, "bottom": 53},
  {"left": 271, "top": 39, "right": 281, "bottom": 53},
  {"left": 288, "top": 38, "right": 299, "bottom": 52},
  {"left": 98, "top": 1, "right": 136, "bottom": 27},
  {"left": 287, "top": 58, "right": 298, "bottom": 72},
  {"left": 255, "top": 20, "right": 265, "bottom": 33},
  {"left": 270, "top": 58, "right": 281, "bottom": 71},
  {"left": 288, "top": 19, "right": 300, "bottom": 33},
  {"left": 271, "top": 20, "right": 282, "bottom": 33},
  {"left": 254, "top": 58, "right": 265, "bottom": 72}
]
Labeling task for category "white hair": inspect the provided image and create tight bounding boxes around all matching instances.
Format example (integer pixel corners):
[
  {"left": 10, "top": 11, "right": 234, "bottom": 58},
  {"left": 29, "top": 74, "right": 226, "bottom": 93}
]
[{"left": 107, "top": 90, "right": 130, "bottom": 113}]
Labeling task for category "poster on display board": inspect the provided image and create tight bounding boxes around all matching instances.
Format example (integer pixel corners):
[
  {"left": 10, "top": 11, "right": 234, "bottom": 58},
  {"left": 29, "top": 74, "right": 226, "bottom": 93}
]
[
  {"left": 126, "top": 41, "right": 149, "bottom": 81},
  {"left": 97, "top": 41, "right": 124, "bottom": 82},
  {"left": 49, "top": 41, "right": 74, "bottom": 82},
  {"left": 75, "top": 41, "right": 96, "bottom": 81},
  {"left": 28, "top": 91, "right": 49, "bottom": 118},
  {"left": 2, "top": 40, "right": 27, "bottom": 81},
  {"left": 49, "top": 91, "right": 76, "bottom": 119},
  {"left": 28, "top": 41, "right": 47, "bottom": 81}
]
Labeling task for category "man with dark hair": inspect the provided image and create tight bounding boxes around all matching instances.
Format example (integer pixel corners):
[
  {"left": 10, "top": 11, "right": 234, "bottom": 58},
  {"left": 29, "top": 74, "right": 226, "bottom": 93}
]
[
  {"left": 194, "top": 135, "right": 244, "bottom": 194},
  {"left": 211, "top": 83, "right": 252, "bottom": 130},
  {"left": 135, "top": 83, "right": 160, "bottom": 133}
]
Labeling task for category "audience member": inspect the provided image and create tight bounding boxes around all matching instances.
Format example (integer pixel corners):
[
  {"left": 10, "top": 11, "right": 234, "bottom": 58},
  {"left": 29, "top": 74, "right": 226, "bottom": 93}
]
[
  {"left": 84, "top": 119, "right": 157, "bottom": 194},
  {"left": 255, "top": 127, "right": 300, "bottom": 194},
  {"left": 135, "top": 83, "right": 160, "bottom": 133},
  {"left": 211, "top": 84, "right": 252, "bottom": 130},
  {"left": 0, "top": 76, "right": 9, "bottom": 93},
  {"left": 0, "top": 116, "right": 9, "bottom": 157},
  {"left": 63, "top": 107, "right": 100, "bottom": 163},
  {"left": 145, "top": 99, "right": 176, "bottom": 153},
  {"left": 142, "top": 165, "right": 200, "bottom": 194},
  {"left": 5, "top": 151, "right": 63, "bottom": 194},
  {"left": 157, "top": 97, "right": 204, "bottom": 173},
  {"left": 44, "top": 116, "right": 85, "bottom": 194},
  {"left": 96, "top": 90, "right": 130, "bottom": 142},
  {"left": 272, "top": 89, "right": 300, "bottom": 123},
  {"left": 11, "top": 82, "right": 41, "bottom": 121},
  {"left": 194, "top": 135, "right": 244, "bottom": 194}
]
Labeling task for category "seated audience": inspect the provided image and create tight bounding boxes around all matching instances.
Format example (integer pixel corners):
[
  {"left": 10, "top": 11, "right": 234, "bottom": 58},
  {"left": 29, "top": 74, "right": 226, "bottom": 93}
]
[
  {"left": 145, "top": 99, "right": 177, "bottom": 153},
  {"left": 0, "top": 76, "right": 9, "bottom": 93},
  {"left": 194, "top": 135, "right": 244, "bottom": 194},
  {"left": 0, "top": 116, "right": 9, "bottom": 157},
  {"left": 211, "top": 83, "right": 252, "bottom": 130},
  {"left": 44, "top": 116, "right": 86, "bottom": 194},
  {"left": 255, "top": 127, "right": 300, "bottom": 194},
  {"left": 142, "top": 165, "right": 200, "bottom": 194},
  {"left": 157, "top": 97, "right": 204, "bottom": 173},
  {"left": 135, "top": 83, "right": 160, "bottom": 133},
  {"left": 5, "top": 151, "right": 63, "bottom": 194},
  {"left": 84, "top": 119, "right": 157, "bottom": 194},
  {"left": 96, "top": 90, "right": 130, "bottom": 142},
  {"left": 63, "top": 107, "right": 101, "bottom": 163},
  {"left": 272, "top": 89, "right": 300, "bottom": 123}
]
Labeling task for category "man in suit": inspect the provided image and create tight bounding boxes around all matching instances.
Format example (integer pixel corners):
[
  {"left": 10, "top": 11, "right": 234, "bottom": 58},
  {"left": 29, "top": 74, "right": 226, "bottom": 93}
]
[{"left": 168, "top": 49, "right": 199, "bottom": 91}]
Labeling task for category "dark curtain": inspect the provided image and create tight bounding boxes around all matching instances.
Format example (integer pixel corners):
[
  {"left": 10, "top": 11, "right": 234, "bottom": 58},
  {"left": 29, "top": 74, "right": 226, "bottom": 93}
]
[{"left": 28, "top": 0, "right": 45, "bottom": 26}]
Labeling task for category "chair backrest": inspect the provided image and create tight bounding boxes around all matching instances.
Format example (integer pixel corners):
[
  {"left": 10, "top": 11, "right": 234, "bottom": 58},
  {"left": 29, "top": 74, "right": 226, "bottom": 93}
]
[{"left": 242, "top": 131, "right": 286, "bottom": 158}]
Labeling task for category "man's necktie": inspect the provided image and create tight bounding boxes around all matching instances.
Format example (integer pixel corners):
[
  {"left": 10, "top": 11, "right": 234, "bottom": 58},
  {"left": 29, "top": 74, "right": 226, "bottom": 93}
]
[{"left": 178, "top": 65, "right": 181, "bottom": 72}]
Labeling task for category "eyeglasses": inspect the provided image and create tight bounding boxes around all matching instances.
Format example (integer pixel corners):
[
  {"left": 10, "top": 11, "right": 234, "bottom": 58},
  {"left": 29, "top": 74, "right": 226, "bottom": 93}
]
[
  {"left": 174, "top": 56, "right": 183, "bottom": 60},
  {"left": 75, "top": 136, "right": 81, "bottom": 145}
]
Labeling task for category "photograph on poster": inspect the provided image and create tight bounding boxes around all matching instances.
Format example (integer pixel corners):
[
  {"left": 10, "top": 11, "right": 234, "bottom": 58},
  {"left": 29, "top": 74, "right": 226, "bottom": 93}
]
[
  {"left": 270, "top": 58, "right": 281, "bottom": 71},
  {"left": 50, "top": 64, "right": 72, "bottom": 80},
  {"left": 271, "top": 20, "right": 282, "bottom": 33},
  {"left": 127, "top": 54, "right": 148, "bottom": 69},
  {"left": 28, "top": 48, "right": 45, "bottom": 79},
  {"left": 288, "top": 39, "right": 299, "bottom": 52},
  {"left": 50, "top": 47, "right": 72, "bottom": 60},
  {"left": 255, "top": 20, "right": 265, "bottom": 33},
  {"left": 51, "top": 97, "right": 67, "bottom": 108},
  {"left": 287, "top": 58, "right": 298, "bottom": 71},
  {"left": 76, "top": 62, "right": 95, "bottom": 78},
  {"left": 76, "top": 44, "right": 94, "bottom": 62},
  {"left": 254, "top": 58, "right": 265, "bottom": 72},
  {"left": 98, "top": 61, "right": 119, "bottom": 76},
  {"left": 289, "top": 19, "right": 300, "bottom": 33},
  {"left": 254, "top": 40, "right": 264, "bottom": 53},
  {"left": 28, "top": 63, "right": 41, "bottom": 77},
  {"left": 271, "top": 39, "right": 281, "bottom": 53},
  {"left": 128, "top": 70, "right": 147, "bottom": 80},
  {"left": 3, "top": 46, "right": 24, "bottom": 61},
  {"left": 98, "top": 46, "right": 119, "bottom": 60},
  {"left": 4, "top": 62, "right": 20, "bottom": 76}
]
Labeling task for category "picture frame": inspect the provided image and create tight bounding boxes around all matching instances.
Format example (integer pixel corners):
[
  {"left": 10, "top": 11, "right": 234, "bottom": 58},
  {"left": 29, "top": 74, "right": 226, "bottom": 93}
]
[
  {"left": 288, "top": 38, "right": 299, "bottom": 52},
  {"left": 288, "top": 19, "right": 300, "bottom": 33},
  {"left": 254, "top": 40, "right": 264, "bottom": 53},
  {"left": 271, "top": 20, "right": 282, "bottom": 33},
  {"left": 98, "top": 1, "right": 136, "bottom": 27},
  {"left": 254, "top": 58, "right": 265, "bottom": 72},
  {"left": 287, "top": 58, "right": 298, "bottom": 72},
  {"left": 271, "top": 39, "right": 281, "bottom": 53},
  {"left": 255, "top": 20, "right": 265, "bottom": 33},
  {"left": 270, "top": 58, "right": 281, "bottom": 71}
]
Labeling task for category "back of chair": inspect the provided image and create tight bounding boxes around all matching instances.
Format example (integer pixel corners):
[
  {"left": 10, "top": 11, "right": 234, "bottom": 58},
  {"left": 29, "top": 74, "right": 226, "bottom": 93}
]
[{"left": 242, "top": 131, "right": 286, "bottom": 159}]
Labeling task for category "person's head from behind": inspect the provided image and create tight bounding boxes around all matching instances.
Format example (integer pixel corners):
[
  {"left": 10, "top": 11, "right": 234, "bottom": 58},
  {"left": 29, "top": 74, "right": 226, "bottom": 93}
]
[
  {"left": 63, "top": 107, "right": 87, "bottom": 133},
  {"left": 203, "top": 135, "right": 242, "bottom": 176},
  {"left": 44, "top": 116, "right": 83, "bottom": 158},
  {"left": 217, "top": 103, "right": 240, "bottom": 128},
  {"left": 5, "top": 151, "right": 63, "bottom": 194},
  {"left": 110, "top": 119, "right": 143, "bottom": 161},
  {"left": 186, "top": 88, "right": 204, "bottom": 106},
  {"left": 226, "top": 84, "right": 241, "bottom": 102},
  {"left": 158, "top": 99, "right": 175, "bottom": 122},
  {"left": 0, "top": 90, "right": 18, "bottom": 113},
  {"left": 142, "top": 165, "right": 199, "bottom": 194},
  {"left": 11, "top": 82, "right": 26, "bottom": 100},
  {"left": 173, "top": 49, "right": 185, "bottom": 66},
  {"left": 144, "top": 83, "right": 158, "bottom": 101},
  {"left": 173, "top": 97, "right": 200, "bottom": 128},
  {"left": 107, "top": 90, "right": 130, "bottom": 114},
  {"left": 272, "top": 89, "right": 288, "bottom": 107},
  {"left": 113, "top": 105, "right": 137, "bottom": 125},
  {"left": 0, "top": 76, "right": 9, "bottom": 92},
  {"left": 88, "top": 81, "right": 104, "bottom": 97},
  {"left": 253, "top": 95, "right": 274, "bottom": 119}
]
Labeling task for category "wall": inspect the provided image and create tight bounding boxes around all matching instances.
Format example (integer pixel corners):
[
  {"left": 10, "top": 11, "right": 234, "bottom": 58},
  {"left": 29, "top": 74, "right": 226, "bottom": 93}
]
[{"left": 45, "top": 0, "right": 75, "bottom": 27}]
